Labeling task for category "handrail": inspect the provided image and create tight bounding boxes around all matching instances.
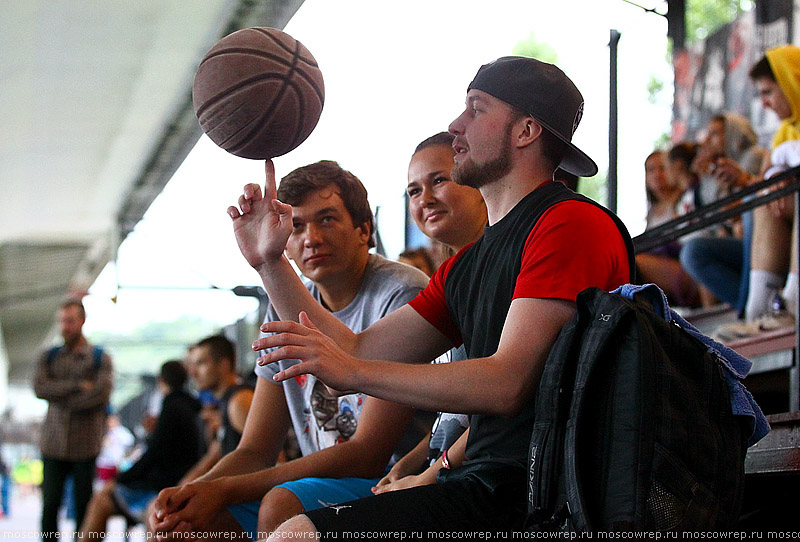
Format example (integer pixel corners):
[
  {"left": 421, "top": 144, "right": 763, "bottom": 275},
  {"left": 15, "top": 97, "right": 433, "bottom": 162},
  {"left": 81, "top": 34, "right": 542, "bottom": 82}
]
[{"left": 633, "top": 165, "right": 800, "bottom": 254}]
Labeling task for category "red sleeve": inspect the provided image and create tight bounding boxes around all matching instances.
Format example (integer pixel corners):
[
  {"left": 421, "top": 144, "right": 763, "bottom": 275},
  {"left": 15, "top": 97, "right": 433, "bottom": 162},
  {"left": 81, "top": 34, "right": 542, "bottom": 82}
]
[
  {"left": 408, "top": 250, "right": 466, "bottom": 347},
  {"left": 513, "top": 201, "right": 630, "bottom": 301}
]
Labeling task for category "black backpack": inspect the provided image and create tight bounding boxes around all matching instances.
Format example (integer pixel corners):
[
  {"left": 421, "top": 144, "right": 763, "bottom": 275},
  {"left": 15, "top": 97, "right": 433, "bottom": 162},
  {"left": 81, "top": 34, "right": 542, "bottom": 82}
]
[{"left": 526, "top": 286, "right": 766, "bottom": 532}]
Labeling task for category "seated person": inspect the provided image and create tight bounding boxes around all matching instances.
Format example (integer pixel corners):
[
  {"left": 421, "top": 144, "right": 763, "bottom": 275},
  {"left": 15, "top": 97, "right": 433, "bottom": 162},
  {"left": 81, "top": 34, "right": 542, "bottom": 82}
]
[
  {"left": 398, "top": 248, "right": 436, "bottom": 277},
  {"left": 679, "top": 113, "right": 767, "bottom": 314},
  {"left": 370, "top": 132, "right": 486, "bottom": 498},
  {"left": 148, "top": 161, "right": 431, "bottom": 540},
  {"left": 79, "top": 360, "right": 202, "bottom": 537},
  {"left": 713, "top": 46, "right": 800, "bottom": 341},
  {"left": 635, "top": 146, "right": 700, "bottom": 307}
]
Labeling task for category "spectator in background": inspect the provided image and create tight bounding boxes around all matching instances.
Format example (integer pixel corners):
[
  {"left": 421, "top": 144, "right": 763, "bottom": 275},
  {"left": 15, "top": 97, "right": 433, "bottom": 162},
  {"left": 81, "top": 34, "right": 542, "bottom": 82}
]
[
  {"left": 171, "top": 335, "right": 254, "bottom": 484},
  {"left": 398, "top": 248, "right": 437, "bottom": 277},
  {"left": 713, "top": 45, "right": 800, "bottom": 341},
  {"left": 33, "top": 299, "right": 113, "bottom": 538},
  {"left": 79, "top": 360, "right": 202, "bottom": 537},
  {"left": 635, "top": 147, "right": 701, "bottom": 307},
  {"left": 0, "top": 452, "right": 9, "bottom": 518},
  {"left": 95, "top": 411, "right": 135, "bottom": 484},
  {"left": 679, "top": 113, "right": 767, "bottom": 313}
]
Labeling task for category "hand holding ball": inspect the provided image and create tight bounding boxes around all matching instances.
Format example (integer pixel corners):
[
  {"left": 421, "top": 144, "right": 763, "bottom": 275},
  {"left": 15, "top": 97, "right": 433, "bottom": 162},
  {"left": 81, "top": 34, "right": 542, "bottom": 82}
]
[{"left": 192, "top": 27, "right": 324, "bottom": 160}]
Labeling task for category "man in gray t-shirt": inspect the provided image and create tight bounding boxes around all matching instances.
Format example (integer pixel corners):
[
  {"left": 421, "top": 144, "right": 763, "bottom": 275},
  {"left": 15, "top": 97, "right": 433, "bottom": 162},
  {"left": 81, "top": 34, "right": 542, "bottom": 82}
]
[
  {"left": 149, "top": 161, "right": 429, "bottom": 540},
  {"left": 257, "top": 253, "right": 428, "bottom": 456}
]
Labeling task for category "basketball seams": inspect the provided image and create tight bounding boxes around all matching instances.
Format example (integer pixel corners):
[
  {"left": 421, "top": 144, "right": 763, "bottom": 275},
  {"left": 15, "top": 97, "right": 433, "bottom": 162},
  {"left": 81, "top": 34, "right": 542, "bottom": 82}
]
[
  {"left": 230, "top": 40, "right": 304, "bottom": 155},
  {"left": 251, "top": 27, "right": 320, "bottom": 67},
  {"left": 203, "top": 48, "right": 318, "bottom": 69},
  {"left": 199, "top": 49, "right": 323, "bottom": 103},
  {"left": 193, "top": 26, "right": 324, "bottom": 159}
]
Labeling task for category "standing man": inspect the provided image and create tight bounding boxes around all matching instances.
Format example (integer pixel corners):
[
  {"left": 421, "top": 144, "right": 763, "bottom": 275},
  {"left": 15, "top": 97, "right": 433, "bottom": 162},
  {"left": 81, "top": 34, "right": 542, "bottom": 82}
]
[
  {"left": 33, "top": 299, "right": 112, "bottom": 537},
  {"left": 225, "top": 56, "right": 632, "bottom": 536},
  {"left": 150, "top": 161, "right": 431, "bottom": 539}
]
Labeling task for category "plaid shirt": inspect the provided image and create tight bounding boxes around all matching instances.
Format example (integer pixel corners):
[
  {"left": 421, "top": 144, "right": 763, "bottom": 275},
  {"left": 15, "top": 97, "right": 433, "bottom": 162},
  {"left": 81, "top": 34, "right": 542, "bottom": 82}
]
[{"left": 33, "top": 339, "right": 113, "bottom": 460}]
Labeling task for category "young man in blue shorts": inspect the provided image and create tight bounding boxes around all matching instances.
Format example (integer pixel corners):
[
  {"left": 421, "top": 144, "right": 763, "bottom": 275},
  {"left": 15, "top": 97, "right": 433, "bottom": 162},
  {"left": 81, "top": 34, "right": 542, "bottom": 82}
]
[{"left": 149, "top": 161, "right": 431, "bottom": 540}]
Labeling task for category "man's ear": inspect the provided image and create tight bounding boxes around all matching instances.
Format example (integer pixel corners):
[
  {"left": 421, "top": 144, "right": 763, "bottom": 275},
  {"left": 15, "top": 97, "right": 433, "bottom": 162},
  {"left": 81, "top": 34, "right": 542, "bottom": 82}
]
[
  {"left": 357, "top": 221, "right": 371, "bottom": 244},
  {"left": 515, "top": 117, "right": 544, "bottom": 149}
]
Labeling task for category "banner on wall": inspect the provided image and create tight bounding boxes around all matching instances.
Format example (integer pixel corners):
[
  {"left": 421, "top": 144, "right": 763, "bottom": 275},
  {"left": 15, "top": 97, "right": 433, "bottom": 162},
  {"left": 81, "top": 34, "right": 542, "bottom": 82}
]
[{"left": 672, "top": 0, "right": 793, "bottom": 147}]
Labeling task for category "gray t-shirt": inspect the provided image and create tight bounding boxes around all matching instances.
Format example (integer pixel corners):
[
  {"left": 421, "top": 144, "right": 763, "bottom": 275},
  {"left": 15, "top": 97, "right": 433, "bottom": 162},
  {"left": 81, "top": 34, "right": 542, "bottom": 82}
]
[{"left": 256, "top": 253, "right": 430, "bottom": 457}]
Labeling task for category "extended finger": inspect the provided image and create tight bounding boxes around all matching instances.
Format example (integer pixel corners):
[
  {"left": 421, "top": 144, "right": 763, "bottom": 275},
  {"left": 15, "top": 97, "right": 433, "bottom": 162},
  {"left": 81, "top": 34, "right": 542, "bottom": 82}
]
[
  {"left": 259, "top": 319, "right": 315, "bottom": 336},
  {"left": 265, "top": 160, "right": 277, "bottom": 201}
]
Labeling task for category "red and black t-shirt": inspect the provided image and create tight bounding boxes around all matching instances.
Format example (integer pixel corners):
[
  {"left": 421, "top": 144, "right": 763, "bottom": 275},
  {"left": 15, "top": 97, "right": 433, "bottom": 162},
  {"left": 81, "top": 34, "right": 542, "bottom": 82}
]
[{"left": 409, "top": 181, "right": 632, "bottom": 475}]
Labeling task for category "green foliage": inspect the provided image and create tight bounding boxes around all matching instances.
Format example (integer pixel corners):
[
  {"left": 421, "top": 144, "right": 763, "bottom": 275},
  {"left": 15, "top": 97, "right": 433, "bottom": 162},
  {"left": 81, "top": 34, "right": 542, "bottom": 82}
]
[
  {"left": 512, "top": 32, "right": 558, "bottom": 63},
  {"left": 87, "top": 315, "right": 223, "bottom": 376},
  {"left": 686, "top": 0, "right": 753, "bottom": 42},
  {"left": 653, "top": 131, "right": 671, "bottom": 150},
  {"left": 577, "top": 173, "right": 608, "bottom": 206},
  {"left": 647, "top": 75, "right": 664, "bottom": 104}
]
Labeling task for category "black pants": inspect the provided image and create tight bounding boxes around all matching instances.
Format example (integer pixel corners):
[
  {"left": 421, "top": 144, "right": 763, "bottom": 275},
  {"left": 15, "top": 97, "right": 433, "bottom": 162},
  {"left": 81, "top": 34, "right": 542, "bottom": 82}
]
[{"left": 41, "top": 455, "right": 96, "bottom": 537}]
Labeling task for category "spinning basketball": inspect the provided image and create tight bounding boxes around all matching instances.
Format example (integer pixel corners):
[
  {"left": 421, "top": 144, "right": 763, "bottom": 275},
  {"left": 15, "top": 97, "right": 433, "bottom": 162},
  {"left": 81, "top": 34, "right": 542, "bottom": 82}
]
[{"left": 192, "top": 27, "right": 325, "bottom": 160}]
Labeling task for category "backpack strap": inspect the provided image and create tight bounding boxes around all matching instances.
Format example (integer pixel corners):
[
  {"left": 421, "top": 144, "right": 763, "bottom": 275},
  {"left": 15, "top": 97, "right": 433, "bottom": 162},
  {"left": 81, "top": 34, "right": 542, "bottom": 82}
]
[
  {"left": 91, "top": 346, "right": 104, "bottom": 371},
  {"left": 46, "top": 346, "right": 61, "bottom": 365},
  {"left": 46, "top": 345, "right": 103, "bottom": 371}
]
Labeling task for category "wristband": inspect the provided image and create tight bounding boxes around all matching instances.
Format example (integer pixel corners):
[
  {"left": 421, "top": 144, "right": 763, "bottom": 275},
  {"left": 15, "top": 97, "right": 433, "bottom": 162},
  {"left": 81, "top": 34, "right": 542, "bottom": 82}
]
[{"left": 441, "top": 449, "right": 451, "bottom": 469}]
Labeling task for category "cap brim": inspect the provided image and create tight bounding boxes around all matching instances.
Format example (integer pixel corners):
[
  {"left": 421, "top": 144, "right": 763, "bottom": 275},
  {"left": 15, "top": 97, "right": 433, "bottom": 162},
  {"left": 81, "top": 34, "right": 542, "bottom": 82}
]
[
  {"left": 534, "top": 117, "right": 597, "bottom": 178},
  {"left": 560, "top": 146, "right": 598, "bottom": 178}
]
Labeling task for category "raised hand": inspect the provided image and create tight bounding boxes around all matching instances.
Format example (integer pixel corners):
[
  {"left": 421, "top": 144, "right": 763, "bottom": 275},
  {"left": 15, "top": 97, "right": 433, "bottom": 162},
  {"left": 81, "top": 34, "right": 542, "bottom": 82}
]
[{"left": 227, "top": 160, "right": 294, "bottom": 273}]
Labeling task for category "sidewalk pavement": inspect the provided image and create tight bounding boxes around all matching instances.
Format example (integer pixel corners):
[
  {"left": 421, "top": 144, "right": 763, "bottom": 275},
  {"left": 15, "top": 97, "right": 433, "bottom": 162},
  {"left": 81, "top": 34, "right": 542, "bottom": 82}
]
[{"left": 0, "top": 485, "right": 144, "bottom": 541}]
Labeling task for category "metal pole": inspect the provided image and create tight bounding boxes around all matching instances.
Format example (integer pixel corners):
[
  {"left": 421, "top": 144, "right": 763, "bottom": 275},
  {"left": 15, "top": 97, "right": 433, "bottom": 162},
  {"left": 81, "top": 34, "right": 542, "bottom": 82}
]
[
  {"left": 793, "top": 192, "right": 800, "bottom": 411},
  {"left": 608, "top": 29, "right": 621, "bottom": 213}
]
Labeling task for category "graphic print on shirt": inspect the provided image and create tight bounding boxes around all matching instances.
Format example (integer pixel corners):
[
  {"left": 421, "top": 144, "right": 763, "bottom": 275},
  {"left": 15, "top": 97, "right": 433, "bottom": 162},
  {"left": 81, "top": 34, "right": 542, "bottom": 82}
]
[{"left": 302, "top": 378, "right": 363, "bottom": 450}]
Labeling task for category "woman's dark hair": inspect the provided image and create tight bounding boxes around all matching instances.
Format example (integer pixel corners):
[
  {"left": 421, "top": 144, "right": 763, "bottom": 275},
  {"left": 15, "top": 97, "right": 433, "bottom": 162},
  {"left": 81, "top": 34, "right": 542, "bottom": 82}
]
[{"left": 414, "top": 132, "right": 455, "bottom": 154}]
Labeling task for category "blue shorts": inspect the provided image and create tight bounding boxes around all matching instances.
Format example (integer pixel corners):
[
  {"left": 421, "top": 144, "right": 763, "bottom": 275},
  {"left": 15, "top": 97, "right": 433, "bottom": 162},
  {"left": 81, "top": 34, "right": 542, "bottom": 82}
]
[
  {"left": 111, "top": 484, "right": 158, "bottom": 524},
  {"left": 228, "top": 477, "right": 380, "bottom": 540}
]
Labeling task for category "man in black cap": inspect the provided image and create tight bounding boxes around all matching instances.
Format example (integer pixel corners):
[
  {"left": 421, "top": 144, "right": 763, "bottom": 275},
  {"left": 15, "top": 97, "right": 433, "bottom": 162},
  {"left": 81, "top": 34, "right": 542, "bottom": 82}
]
[{"left": 226, "top": 56, "right": 632, "bottom": 535}]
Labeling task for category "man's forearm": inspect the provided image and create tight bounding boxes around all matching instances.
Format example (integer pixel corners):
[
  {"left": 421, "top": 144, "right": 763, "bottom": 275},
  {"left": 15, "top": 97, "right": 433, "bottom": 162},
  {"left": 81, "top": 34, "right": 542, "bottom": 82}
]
[
  {"left": 197, "top": 446, "right": 271, "bottom": 483},
  {"left": 257, "top": 255, "right": 357, "bottom": 349}
]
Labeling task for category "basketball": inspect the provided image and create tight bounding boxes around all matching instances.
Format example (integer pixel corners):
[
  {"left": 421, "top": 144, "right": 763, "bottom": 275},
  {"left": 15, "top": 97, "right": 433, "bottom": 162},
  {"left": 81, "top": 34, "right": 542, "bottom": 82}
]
[{"left": 192, "top": 27, "right": 325, "bottom": 160}]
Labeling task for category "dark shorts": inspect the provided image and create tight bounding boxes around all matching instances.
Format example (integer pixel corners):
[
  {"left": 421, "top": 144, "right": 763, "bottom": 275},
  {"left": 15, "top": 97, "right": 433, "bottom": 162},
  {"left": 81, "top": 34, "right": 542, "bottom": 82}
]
[{"left": 305, "top": 475, "right": 526, "bottom": 539}]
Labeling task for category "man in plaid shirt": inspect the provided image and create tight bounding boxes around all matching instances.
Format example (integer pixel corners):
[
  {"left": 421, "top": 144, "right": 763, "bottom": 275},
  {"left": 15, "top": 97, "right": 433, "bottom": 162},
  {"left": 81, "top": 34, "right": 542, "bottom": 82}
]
[{"left": 34, "top": 299, "right": 113, "bottom": 538}]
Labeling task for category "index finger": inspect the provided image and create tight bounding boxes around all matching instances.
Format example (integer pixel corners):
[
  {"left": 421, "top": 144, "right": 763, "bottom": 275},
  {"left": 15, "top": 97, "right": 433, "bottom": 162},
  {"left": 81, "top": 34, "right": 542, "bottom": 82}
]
[
  {"left": 258, "top": 319, "right": 314, "bottom": 336},
  {"left": 265, "top": 160, "right": 277, "bottom": 201}
]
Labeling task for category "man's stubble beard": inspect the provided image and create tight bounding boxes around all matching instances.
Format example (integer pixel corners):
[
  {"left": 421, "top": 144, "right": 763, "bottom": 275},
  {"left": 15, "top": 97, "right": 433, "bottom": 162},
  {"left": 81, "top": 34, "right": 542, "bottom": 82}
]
[{"left": 452, "top": 126, "right": 513, "bottom": 189}]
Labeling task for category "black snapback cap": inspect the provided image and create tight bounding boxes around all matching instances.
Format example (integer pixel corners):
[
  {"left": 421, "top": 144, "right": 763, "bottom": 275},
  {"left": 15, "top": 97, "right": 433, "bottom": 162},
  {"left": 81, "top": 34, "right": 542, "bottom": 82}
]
[{"left": 468, "top": 56, "right": 598, "bottom": 177}]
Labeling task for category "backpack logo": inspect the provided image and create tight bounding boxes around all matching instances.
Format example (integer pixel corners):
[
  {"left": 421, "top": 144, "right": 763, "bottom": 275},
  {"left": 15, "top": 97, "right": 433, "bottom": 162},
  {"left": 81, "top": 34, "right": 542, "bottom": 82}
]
[{"left": 599, "top": 314, "right": 611, "bottom": 322}]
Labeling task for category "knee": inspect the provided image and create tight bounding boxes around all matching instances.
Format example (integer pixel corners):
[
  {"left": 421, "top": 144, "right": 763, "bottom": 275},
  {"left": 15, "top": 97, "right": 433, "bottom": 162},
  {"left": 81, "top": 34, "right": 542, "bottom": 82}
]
[
  {"left": 679, "top": 240, "right": 696, "bottom": 268},
  {"left": 259, "top": 487, "right": 304, "bottom": 535},
  {"left": 89, "top": 483, "right": 116, "bottom": 514},
  {"left": 269, "top": 514, "right": 318, "bottom": 541}
]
